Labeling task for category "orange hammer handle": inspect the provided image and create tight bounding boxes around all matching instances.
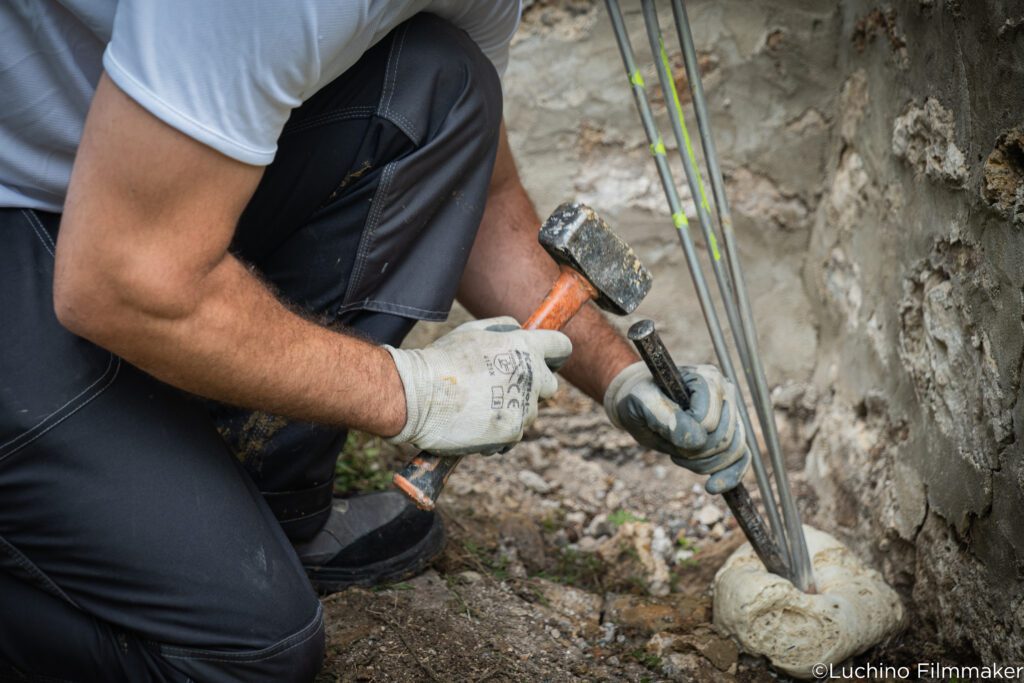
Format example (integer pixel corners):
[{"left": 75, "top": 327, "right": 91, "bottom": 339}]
[
  {"left": 524, "top": 266, "right": 598, "bottom": 330},
  {"left": 392, "top": 265, "right": 598, "bottom": 511}
]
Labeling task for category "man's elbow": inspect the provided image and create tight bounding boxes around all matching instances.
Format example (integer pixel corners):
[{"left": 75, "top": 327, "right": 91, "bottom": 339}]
[
  {"left": 52, "top": 262, "right": 121, "bottom": 342},
  {"left": 52, "top": 253, "right": 195, "bottom": 345}
]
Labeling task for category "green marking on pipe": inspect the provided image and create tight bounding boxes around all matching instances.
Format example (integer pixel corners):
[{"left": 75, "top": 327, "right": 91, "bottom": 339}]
[
  {"left": 672, "top": 211, "right": 688, "bottom": 228},
  {"left": 658, "top": 38, "right": 712, "bottom": 214},
  {"left": 650, "top": 137, "right": 667, "bottom": 156},
  {"left": 630, "top": 70, "right": 645, "bottom": 88},
  {"left": 708, "top": 231, "right": 722, "bottom": 260}
]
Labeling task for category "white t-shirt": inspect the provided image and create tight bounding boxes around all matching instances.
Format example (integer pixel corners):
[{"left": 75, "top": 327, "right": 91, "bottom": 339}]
[{"left": 0, "top": 0, "right": 521, "bottom": 212}]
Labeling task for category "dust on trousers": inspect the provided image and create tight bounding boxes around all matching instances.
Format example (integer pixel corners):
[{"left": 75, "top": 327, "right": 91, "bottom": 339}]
[{"left": 0, "top": 14, "right": 501, "bottom": 682}]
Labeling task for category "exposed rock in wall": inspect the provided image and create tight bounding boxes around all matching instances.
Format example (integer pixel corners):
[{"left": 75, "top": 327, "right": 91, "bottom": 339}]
[
  {"left": 726, "top": 167, "right": 810, "bottom": 232},
  {"left": 892, "top": 98, "right": 969, "bottom": 188},
  {"left": 982, "top": 128, "right": 1024, "bottom": 226},
  {"left": 851, "top": 7, "right": 908, "bottom": 69},
  {"left": 898, "top": 233, "right": 1016, "bottom": 470},
  {"left": 804, "top": 394, "right": 919, "bottom": 591}
]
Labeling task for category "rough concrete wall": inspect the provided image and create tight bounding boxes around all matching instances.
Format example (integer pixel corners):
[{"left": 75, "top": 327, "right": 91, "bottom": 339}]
[
  {"left": 418, "top": 0, "right": 838, "bottom": 383},
  {"left": 504, "top": 1, "right": 840, "bottom": 381},
  {"left": 802, "top": 0, "right": 1024, "bottom": 662},
  {"left": 413, "top": 0, "right": 1022, "bottom": 663}
]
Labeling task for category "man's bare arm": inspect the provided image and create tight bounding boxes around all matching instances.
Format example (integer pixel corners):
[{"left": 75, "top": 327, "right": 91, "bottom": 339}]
[
  {"left": 457, "top": 124, "right": 638, "bottom": 401},
  {"left": 54, "top": 75, "right": 406, "bottom": 436}
]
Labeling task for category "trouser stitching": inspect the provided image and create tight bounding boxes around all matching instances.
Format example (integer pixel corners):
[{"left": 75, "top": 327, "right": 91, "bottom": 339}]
[
  {"left": 22, "top": 209, "right": 56, "bottom": 256},
  {"left": 0, "top": 211, "right": 123, "bottom": 461},
  {"left": 159, "top": 603, "right": 323, "bottom": 663},
  {"left": 346, "top": 160, "right": 397, "bottom": 295},
  {"left": 0, "top": 354, "right": 121, "bottom": 461},
  {"left": 334, "top": 299, "right": 449, "bottom": 319},
  {"left": 0, "top": 536, "right": 80, "bottom": 608},
  {"left": 281, "top": 107, "right": 378, "bottom": 137},
  {"left": 378, "top": 24, "right": 418, "bottom": 141}
]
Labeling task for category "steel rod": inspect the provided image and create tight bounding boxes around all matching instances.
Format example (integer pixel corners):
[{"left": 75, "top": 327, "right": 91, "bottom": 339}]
[
  {"left": 637, "top": 0, "right": 788, "bottom": 554},
  {"left": 668, "top": 0, "right": 814, "bottom": 591},
  {"left": 603, "top": 0, "right": 787, "bottom": 561}
]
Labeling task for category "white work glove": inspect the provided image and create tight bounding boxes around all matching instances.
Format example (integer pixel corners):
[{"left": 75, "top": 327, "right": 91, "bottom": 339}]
[
  {"left": 604, "top": 362, "right": 747, "bottom": 475},
  {"left": 385, "top": 316, "right": 572, "bottom": 456}
]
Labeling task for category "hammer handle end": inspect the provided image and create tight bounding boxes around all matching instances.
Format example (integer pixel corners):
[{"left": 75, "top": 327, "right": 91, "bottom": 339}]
[{"left": 393, "top": 454, "right": 462, "bottom": 511}]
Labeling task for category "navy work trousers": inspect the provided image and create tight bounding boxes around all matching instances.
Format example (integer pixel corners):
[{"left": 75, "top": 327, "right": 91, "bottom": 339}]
[{"left": 0, "top": 14, "right": 502, "bottom": 681}]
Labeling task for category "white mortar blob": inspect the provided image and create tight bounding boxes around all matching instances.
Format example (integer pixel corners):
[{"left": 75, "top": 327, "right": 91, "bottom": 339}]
[{"left": 713, "top": 525, "right": 904, "bottom": 679}]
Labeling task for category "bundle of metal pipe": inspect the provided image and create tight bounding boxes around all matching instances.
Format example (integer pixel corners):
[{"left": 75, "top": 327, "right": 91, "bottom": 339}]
[{"left": 604, "top": 0, "right": 815, "bottom": 593}]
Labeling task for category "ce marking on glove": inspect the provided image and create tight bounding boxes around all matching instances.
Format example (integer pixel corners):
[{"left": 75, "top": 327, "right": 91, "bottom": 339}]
[
  {"left": 484, "top": 350, "right": 533, "bottom": 414},
  {"left": 490, "top": 384, "right": 522, "bottom": 411}
]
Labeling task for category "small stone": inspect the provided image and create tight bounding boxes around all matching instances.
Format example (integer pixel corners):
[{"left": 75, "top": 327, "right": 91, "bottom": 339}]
[
  {"left": 695, "top": 504, "right": 723, "bottom": 526},
  {"left": 651, "top": 526, "right": 673, "bottom": 561},
  {"left": 661, "top": 652, "right": 718, "bottom": 682},
  {"left": 604, "top": 594, "right": 709, "bottom": 635},
  {"left": 585, "top": 513, "right": 611, "bottom": 538},
  {"left": 533, "top": 578, "right": 604, "bottom": 638},
  {"left": 654, "top": 465, "right": 668, "bottom": 479},
  {"left": 709, "top": 522, "right": 726, "bottom": 540},
  {"left": 518, "top": 469, "right": 553, "bottom": 494},
  {"left": 604, "top": 490, "right": 628, "bottom": 510},
  {"left": 457, "top": 570, "right": 483, "bottom": 584},
  {"left": 507, "top": 561, "right": 528, "bottom": 580},
  {"left": 606, "top": 655, "right": 620, "bottom": 666},
  {"left": 499, "top": 515, "right": 547, "bottom": 572},
  {"left": 679, "top": 631, "right": 739, "bottom": 672},
  {"left": 549, "top": 628, "right": 561, "bottom": 639},
  {"left": 599, "top": 622, "right": 617, "bottom": 643},
  {"left": 597, "top": 522, "right": 671, "bottom": 595},
  {"left": 673, "top": 548, "right": 695, "bottom": 564},
  {"left": 565, "top": 511, "right": 586, "bottom": 526},
  {"left": 645, "top": 632, "right": 678, "bottom": 656}
]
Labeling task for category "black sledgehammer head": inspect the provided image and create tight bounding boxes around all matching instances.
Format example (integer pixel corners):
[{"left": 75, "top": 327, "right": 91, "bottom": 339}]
[{"left": 539, "top": 203, "right": 653, "bottom": 315}]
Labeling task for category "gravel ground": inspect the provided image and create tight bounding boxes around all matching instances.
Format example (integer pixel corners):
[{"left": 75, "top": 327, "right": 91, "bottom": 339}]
[{"left": 315, "top": 387, "right": 934, "bottom": 682}]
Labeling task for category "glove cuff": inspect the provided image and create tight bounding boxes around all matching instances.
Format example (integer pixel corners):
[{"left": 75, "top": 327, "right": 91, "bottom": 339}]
[
  {"left": 602, "top": 361, "right": 650, "bottom": 430},
  {"left": 382, "top": 345, "right": 425, "bottom": 445}
]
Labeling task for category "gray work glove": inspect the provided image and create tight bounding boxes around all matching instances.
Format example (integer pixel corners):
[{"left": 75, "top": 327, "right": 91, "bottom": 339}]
[
  {"left": 385, "top": 316, "right": 572, "bottom": 456},
  {"left": 604, "top": 362, "right": 747, "bottom": 475}
]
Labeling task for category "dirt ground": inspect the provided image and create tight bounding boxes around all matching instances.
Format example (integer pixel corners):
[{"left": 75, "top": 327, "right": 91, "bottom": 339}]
[{"left": 315, "top": 388, "right": 948, "bottom": 682}]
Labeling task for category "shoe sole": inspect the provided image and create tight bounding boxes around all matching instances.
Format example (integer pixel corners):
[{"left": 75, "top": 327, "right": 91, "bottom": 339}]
[{"left": 305, "top": 513, "right": 445, "bottom": 595}]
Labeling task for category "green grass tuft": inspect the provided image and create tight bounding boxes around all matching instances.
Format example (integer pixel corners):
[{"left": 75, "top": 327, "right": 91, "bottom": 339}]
[
  {"left": 334, "top": 431, "right": 393, "bottom": 494},
  {"left": 607, "top": 509, "right": 646, "bottom": 528}
]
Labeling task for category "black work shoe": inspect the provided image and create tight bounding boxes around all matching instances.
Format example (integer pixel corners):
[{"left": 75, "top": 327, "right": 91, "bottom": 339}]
[{"left": 293, "top": 490, "right": 445, "bottom": 594}]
